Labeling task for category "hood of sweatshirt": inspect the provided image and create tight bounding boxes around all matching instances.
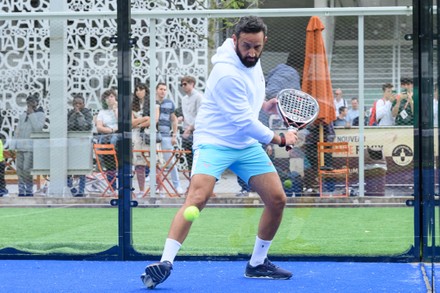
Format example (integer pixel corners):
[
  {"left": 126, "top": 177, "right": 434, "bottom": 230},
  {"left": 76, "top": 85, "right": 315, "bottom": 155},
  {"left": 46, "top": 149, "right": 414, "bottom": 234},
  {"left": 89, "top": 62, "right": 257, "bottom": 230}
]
[
  {"left": 193, "top": 38, "right": 273, "bottom": 149},
  {"left": 211, "top": 38, "right": 240, "bottom": 67}
]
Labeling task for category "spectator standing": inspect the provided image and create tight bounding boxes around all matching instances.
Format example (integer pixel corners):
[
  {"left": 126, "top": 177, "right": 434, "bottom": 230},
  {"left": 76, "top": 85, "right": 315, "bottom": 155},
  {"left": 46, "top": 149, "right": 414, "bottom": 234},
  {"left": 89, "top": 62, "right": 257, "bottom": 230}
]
[
  {"left": 400, "top": 77, "right": 414, "bottom": 94},
  {"left": 179, "top": 76, "right": 203, "bottom": 172},
  {"left": 333, "top": 88, "right": 347, "bottom": 117},
  {"left": 346, "top": 97, "right": 359, "bottom": 125},
  {"left": 131, "top": 83, "right": 160, "bottom": 197},
  {"left": 156, "top": 82, "right": 184, "bottom": 195},
  {"left": 286, "top": 130, "right": 310, "bottom": 196},
  {"left": 391, "top": 77, "right": 414, "bottom": 126},
  {"left": 66, "top": 95, "right": 93, "bottom": 197},
  {"left": 265, "top": 63, "right": 301, "bottom": 98},
  {"left": 333, "top": 106, "right": 349, "bottom": 127},
  {"left": 303, "top": 122, "right": 335, "bottom": 192},
  {"left": 0, "top": 138, "right": 7, "bottom": 197},
  {"left": 96, "top": 89, "right": 118, "bottom": 191},
  {"left": 375, "top": 83, "right": 395, "bottom": 126},
  {"left": 141, "top": 16, "right": 296, "bottom": 289},
  {"left": 11, "top": 93, "right": 46, "bottom": 197},
  {"left": 236, "top": 176, "right": 251, "bottom": 196},
  {"left": 434, "top": 83, "right": 438, "bottom": 127}
]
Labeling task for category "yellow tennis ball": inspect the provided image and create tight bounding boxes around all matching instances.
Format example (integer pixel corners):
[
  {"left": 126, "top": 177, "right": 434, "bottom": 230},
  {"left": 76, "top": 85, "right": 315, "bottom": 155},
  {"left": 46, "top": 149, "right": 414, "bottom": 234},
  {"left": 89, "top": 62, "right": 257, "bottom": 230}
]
[
  {"left": 183, "top": 206, "right": 200, "bottom": 222},
  {"left": 284, "top": 179, "right": 292, "bottom": 189}
]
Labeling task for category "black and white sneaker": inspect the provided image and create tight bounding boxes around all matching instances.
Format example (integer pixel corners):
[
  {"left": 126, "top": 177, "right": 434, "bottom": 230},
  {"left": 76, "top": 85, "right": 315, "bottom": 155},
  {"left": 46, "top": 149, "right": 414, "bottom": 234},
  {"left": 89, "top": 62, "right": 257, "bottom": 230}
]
[
  {"left": 245, "top": 258, "right": 292, "bottom": 280},
  {"left": 141, "top": 261, "right": 173, "bottom": 289},
  {"left": 235, "top": 191, "right": 249, "bottom": 197}
]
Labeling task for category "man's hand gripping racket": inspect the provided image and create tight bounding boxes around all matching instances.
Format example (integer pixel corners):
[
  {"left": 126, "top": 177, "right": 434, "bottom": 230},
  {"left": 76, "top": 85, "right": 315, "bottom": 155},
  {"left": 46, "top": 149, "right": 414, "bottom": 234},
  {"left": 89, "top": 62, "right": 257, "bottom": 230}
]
[{"left": 276, "top": 89, "right": 320, "bottom": 151}]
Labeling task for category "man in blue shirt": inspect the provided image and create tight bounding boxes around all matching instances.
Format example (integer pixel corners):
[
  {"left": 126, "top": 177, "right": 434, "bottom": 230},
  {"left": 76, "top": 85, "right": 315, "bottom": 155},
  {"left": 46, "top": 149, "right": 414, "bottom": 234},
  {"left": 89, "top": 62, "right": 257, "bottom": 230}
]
[
  {"left": 156, "top": 82, "right": 183, "bottom": 195},
  {"left": 334, "top": 106, "right": 349, "bottom": 127},
  {"left": 346, "top": 97, "right": 359, "bottom": 126}
]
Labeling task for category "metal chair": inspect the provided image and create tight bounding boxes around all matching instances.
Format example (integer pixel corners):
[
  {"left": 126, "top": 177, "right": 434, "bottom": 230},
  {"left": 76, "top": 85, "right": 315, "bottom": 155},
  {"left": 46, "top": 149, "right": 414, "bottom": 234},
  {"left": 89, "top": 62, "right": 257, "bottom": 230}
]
[
  {"left": 317, "top": 142, "right": 350, "bottom": 197},
  {"left": 3, "top": 150, "right": 42, "bottom": 191},
  {"left": 92, "top": 144, "right": 118, "bottom": 197},
  {"left": 133, "top": 149, "right": 191, "bottom": 197}
]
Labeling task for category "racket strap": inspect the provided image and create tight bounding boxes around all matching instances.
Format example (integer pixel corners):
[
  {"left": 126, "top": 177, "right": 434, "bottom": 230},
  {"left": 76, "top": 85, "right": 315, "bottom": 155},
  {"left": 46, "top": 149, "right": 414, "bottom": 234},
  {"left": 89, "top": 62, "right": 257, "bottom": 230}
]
[{"left": 278, "top": 133, "right": 286, "bottom": 147}]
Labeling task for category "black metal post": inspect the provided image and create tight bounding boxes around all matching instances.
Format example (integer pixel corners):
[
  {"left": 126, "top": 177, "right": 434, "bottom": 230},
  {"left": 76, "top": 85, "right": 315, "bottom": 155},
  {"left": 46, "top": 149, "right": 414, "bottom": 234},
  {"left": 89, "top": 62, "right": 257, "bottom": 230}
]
[
  {"left": 413, "top": 0, "right": 435, "bottom": 261},
  {"left": 116, "top": 0, "right": 133, "bottom": 260}
]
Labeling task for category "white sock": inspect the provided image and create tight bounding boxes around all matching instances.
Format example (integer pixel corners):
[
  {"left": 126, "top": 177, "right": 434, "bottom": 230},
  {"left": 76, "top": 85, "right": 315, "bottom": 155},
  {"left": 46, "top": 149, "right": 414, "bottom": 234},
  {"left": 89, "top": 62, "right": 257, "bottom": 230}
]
[
  {"left": 249, "top": 236, "right": 272, "bottom": 267},
  {"left": 160, "top": 238, "right": 182, "bottom": 264}
]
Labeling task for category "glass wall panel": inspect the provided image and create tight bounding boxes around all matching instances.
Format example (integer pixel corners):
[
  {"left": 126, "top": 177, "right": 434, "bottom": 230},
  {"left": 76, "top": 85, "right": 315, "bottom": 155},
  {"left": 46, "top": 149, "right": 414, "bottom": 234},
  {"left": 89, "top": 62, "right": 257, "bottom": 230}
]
[
  {"left": 0, "top": 1, "right": 418, "bottom": 261},
  {"left": 131, "top": 8, "right": 415, "bottom": 259},
  {"left": 0, "top": 1, "right": 119, "bottom": 256}
]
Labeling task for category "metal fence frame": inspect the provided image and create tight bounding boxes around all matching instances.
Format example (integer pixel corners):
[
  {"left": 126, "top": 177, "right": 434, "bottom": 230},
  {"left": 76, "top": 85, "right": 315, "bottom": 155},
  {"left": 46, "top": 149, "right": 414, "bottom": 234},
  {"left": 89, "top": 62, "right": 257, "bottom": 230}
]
[{"left": 2, "top": 5, "right": 439, "bottom": 262}]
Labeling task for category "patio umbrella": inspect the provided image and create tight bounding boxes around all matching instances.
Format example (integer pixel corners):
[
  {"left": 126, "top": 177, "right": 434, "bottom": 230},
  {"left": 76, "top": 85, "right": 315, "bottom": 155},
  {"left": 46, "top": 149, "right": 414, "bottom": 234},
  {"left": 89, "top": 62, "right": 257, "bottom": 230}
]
[
  {"left": 301, "top": 16, "right": 336, "bottom": 166},
  {"left": 302, "top": 16, "right": 336, "bottom": 129}
]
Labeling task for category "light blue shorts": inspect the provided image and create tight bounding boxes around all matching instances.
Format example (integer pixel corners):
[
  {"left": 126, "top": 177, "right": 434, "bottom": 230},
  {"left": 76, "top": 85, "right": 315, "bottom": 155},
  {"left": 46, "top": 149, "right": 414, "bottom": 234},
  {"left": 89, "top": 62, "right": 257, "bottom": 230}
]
[{"left": 191, "top": 143, "right": 276, "bottom": 184}]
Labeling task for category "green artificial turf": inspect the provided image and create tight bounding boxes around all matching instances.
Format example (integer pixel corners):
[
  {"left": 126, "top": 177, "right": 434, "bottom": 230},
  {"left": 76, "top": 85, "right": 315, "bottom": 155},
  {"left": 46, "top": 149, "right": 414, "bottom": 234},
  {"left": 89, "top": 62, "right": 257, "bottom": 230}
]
[{"left": 0, "top": 207, "right": 415, "bottom": 257}]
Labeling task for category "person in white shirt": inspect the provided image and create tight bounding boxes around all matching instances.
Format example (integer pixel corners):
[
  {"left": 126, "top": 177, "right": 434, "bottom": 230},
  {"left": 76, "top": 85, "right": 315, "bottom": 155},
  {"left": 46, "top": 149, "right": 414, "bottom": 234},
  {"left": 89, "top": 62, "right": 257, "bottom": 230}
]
[
  {"left": 434, "top": 83, "right": 438, "bottom": 127},
  {"left": 140, "top": 16, "right": 297, "bottom": 290},
  {"left": 346, "top": 97, "right": 359, "bottom": 126},
  {"left": 333, "top": 88, "right": 347, "bottom": 117},
  {"left": 375, "top": 83, "right": 395, "bottom": 126},
  {"left": 178, "top": 75, "right": 203, "bottom": 171},
  {"left": 96, "top": 89, "right": 118, "bottom": 144},
  {"left": 96, "top": 89, "right": 119, "bottom": 190}
]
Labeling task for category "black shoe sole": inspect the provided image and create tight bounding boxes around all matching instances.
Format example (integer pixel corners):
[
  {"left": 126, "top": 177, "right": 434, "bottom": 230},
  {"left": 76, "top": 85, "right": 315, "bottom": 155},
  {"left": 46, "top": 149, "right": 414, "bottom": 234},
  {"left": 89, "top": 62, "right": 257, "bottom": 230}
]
[
  {"left": 244, "top": 273, "right": 292, "bottom": 280},
  {"left": 141, "top": 273, "right": 157, "bottom": 289}
]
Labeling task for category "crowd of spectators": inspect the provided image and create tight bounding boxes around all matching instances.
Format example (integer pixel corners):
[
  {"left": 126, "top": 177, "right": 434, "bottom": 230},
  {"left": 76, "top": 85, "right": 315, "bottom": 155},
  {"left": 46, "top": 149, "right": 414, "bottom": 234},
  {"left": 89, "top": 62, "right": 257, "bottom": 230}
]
[{"left": 3, "top": 75, "right": 432, "bottom": 198}]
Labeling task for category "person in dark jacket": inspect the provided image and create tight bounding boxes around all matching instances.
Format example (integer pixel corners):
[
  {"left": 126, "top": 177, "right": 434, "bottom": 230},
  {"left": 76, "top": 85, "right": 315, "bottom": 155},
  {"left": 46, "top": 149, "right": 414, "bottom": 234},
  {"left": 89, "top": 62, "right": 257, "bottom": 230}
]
[
  {"left": 265, "top": 63, "right": 301, "bottom": 99},
  {"left": 67, "top": 95, "right": 93, "bottom": 197},
  {"left": 11, "top": 93, "right": 46, "bottom": 196},
  {"left": 67, "top": 95, "right": 93, "bottom": 132}
]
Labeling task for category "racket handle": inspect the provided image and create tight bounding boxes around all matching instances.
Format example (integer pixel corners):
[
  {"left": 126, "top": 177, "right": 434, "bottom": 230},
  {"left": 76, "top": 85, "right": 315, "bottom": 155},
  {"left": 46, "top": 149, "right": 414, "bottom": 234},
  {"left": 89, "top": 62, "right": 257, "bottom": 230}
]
[{"left": 285, "top": 126, "right": 297, "bottom": 151}]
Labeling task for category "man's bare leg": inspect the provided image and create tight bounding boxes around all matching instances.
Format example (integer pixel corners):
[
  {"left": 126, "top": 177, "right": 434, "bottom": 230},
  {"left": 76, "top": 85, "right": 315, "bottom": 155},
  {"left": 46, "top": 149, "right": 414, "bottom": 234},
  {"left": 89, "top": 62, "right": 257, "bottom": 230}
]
[
  {"left": 141, "top": 174, "right": 216, "bottom": 289},
  {"left": 244, "top": 172, "right": 292, "bottom": 279},
  {"left": 167, "top": 174, "right": 216, "bottom": 243},
  {"left": 250, "top": 172, "right": 287, "bottom": 240}
]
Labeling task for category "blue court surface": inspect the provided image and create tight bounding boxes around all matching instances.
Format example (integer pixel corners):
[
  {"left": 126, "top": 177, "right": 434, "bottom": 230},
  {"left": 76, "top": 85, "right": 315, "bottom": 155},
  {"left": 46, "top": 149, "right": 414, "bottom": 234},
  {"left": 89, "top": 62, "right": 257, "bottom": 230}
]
[{"left": 0, "top": 260, "right": 436, "bottom": 292}]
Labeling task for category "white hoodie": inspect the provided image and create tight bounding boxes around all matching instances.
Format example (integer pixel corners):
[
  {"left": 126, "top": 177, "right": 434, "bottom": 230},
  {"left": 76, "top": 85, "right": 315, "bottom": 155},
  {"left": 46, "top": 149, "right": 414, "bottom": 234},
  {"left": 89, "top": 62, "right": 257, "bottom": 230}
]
[{"left": 193, "top": 38, "right": 273, "bottom": 149}]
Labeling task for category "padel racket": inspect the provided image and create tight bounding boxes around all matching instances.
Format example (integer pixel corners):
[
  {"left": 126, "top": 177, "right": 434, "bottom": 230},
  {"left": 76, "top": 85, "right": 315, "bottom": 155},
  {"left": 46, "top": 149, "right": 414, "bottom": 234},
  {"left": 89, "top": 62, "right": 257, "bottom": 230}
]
[{"left": 276, "top": 88, "right": 320, "bottom": 150}]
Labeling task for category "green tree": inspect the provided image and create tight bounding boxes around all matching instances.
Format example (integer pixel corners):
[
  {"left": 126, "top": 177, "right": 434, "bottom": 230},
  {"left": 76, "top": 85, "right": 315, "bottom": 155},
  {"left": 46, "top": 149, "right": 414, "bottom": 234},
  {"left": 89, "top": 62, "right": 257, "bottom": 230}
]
[{"left": 167, "top": 0, "right": 264, "bottom": 48}]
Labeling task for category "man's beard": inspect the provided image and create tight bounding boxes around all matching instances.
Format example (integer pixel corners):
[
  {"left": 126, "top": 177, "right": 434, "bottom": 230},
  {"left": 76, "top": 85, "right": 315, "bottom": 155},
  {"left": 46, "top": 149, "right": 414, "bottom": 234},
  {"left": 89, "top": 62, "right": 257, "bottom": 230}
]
[{"left": 236, "top": 46, "right": 260, "bottom": 68}]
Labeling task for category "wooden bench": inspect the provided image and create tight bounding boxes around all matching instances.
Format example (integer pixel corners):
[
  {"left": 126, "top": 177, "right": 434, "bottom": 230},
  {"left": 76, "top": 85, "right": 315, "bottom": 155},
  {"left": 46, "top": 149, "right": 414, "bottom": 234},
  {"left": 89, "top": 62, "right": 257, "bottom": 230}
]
[{"left": 3, "top": 150, "right": 41, "bottom": 189}]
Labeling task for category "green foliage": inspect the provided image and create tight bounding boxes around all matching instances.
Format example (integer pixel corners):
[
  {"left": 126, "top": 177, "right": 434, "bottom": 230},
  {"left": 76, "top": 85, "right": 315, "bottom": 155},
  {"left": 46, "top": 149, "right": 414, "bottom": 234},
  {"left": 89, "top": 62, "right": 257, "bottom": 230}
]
[
  {"left": 214, "top": 0, "right": 250, "bottom": 9},
  {"left": 202, "top": 0, "right": 261, "bottom": 9},
  {"left": 167, "top": 0, "right": 262, "bottom": 10},
  {"left": 165, "top": 0, "right": 264, "bottom": 49},
  {"left": 209, "top": 0, "right": 264, "bottom": 33}
]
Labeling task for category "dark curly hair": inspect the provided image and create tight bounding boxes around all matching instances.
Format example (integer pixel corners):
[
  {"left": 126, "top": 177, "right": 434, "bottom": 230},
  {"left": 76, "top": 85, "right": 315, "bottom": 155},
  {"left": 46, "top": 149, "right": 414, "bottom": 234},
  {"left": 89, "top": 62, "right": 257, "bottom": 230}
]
[
  {"left": 132, "top": 83, "right": 150, "bottom": 115},
  {"left": 234, "top": 16, "right": 267, "bottom": 39},
  {"left": 101, "top": 89, "right": 117, "bottom": 109}
]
